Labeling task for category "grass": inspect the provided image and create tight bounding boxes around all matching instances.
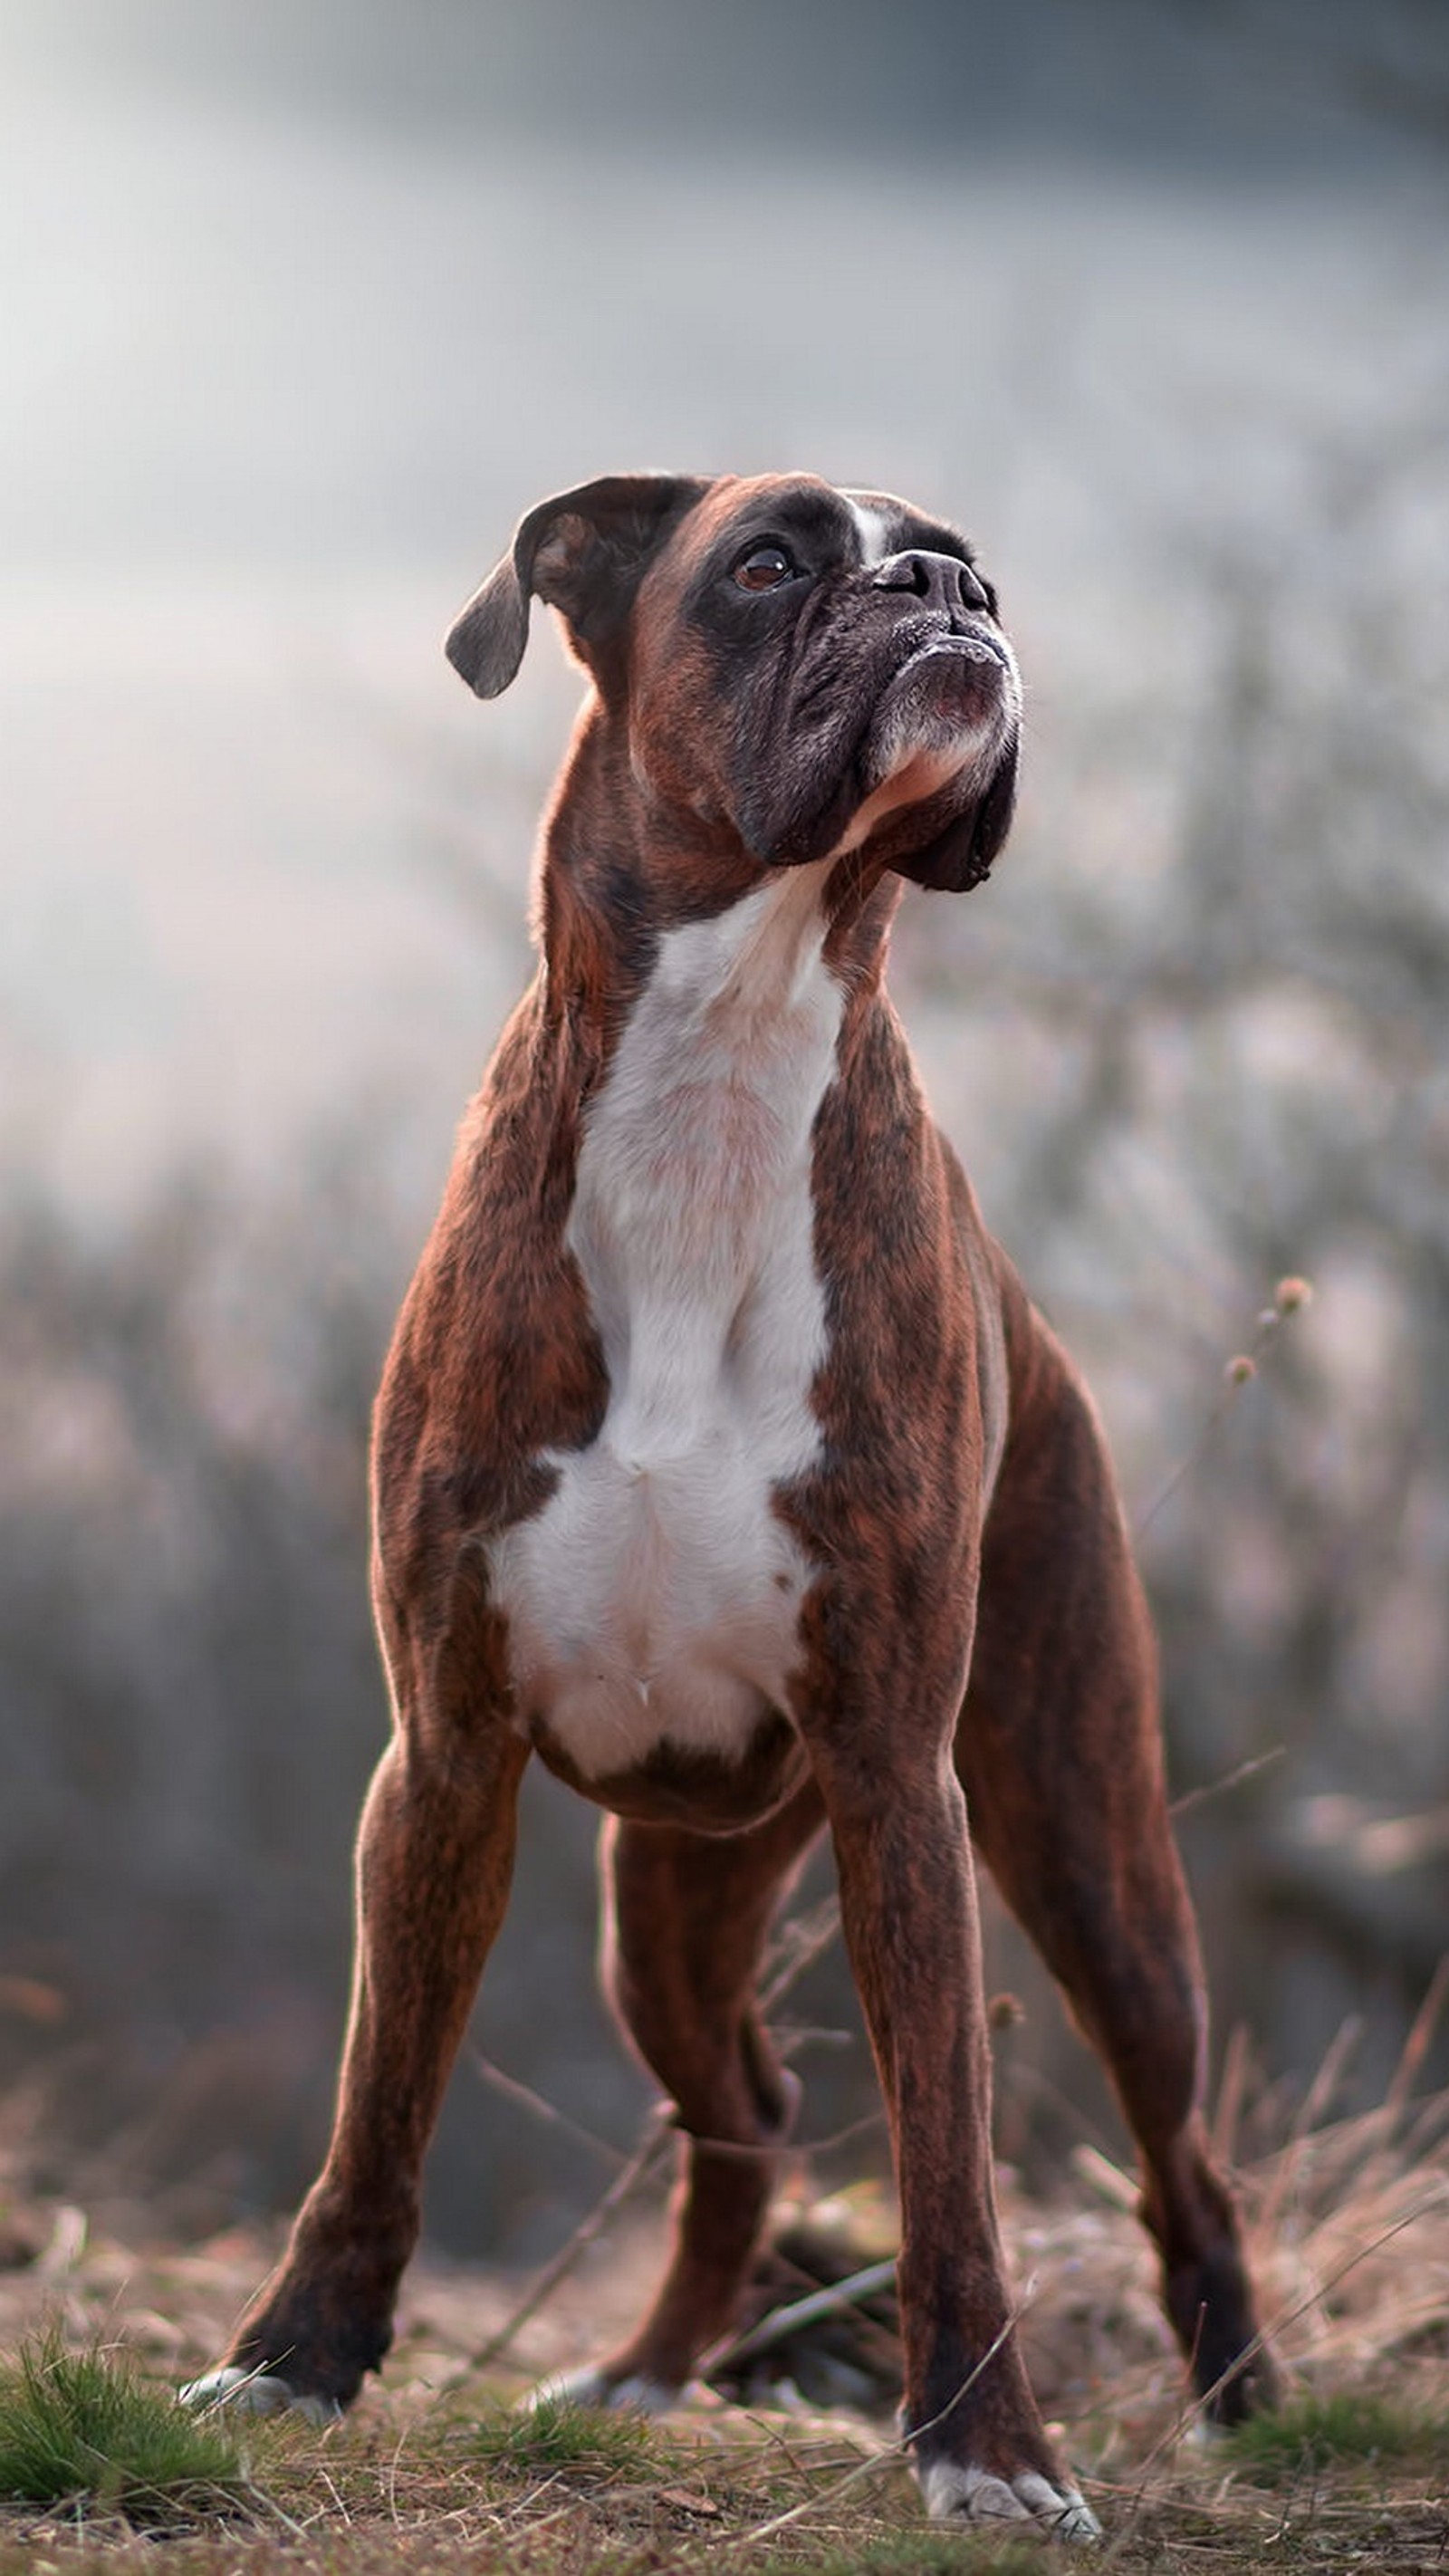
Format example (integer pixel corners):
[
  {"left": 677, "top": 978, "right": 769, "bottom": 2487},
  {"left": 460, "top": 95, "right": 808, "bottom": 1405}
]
[
  {"left": 1225, "top": 2385, "right": 1449, "bottom": 2481},
  {"left": 0, "top": 2348, "right": 1445, "bottom": 2574},
  {"left": 2, "top": 2042, "right": 1447, "bottom": 2569},
  {"left": 0, "top": 2345, "right": 1066, "bottom": 2571},
  {"left": 450, "top": 2387, "right": 666, "bottom": 2478},
  {"left": 0, "top": 2322, "right": 253, "bottom": 2525}
]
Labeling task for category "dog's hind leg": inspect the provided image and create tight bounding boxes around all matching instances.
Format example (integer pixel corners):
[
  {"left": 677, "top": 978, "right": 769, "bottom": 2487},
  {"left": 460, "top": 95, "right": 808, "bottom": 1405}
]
[
  {"left": 545, "top": 1778, "right": 824, "bottom": 2411},
  {"left": 186, "top": 1715, "right": 532, "bottom": 2418},
  {"left": 955, "top": 1275, "right": 1277, "bottom": 2424}
]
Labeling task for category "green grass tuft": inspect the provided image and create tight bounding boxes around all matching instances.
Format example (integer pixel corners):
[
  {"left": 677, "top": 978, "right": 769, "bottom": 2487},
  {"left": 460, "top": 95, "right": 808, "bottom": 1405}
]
[
  {"left": 452, "top": 2389, "right": 666, "bottom": 2479},
  {"left": 0, "top": 2322, "right": 252, "bottom": 2524},
  {"left": 1226, "top": 2388, "right": 1449, "bottom": 2482}
]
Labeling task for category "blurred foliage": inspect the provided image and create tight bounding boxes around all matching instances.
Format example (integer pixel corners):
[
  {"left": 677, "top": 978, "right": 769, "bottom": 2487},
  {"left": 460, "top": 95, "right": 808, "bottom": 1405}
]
[{"left": 947, "top": 420, "right": 1449, "bottom": 2131}]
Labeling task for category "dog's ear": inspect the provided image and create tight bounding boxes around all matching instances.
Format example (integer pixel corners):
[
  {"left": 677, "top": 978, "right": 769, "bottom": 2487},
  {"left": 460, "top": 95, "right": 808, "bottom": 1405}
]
[
  {"left": 446, "top": 473, "right": 711, "bottom": 699},
  {"left": 895, "top": 727, "right": 1020, "bottom": 892}
]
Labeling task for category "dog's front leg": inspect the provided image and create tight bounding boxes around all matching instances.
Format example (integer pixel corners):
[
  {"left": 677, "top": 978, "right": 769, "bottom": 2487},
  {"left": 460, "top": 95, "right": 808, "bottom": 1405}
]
[
  {"left": 187, "top": 1716, "right": 531, "bottom": 2418},
  {"left": 810, "top": 1736, "right": 1099, "bottom": 2541}
]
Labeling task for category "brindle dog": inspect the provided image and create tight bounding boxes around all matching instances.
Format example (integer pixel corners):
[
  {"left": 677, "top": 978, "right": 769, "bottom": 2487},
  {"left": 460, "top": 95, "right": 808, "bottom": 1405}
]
[{"left": 186, "top": 474, "right": 1275, "bottom": 2538}]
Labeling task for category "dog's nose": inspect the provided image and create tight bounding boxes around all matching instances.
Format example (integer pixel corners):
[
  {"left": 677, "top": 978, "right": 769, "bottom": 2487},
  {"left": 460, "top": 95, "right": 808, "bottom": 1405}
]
[{"left": 873, "top": 551, "right": 989, "bottom": 616}]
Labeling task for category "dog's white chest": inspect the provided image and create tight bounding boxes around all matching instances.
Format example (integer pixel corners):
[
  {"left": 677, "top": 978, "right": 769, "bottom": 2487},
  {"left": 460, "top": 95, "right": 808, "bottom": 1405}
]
[{"left": 493, "top": 869, "right": 841, "bottom": 1778}]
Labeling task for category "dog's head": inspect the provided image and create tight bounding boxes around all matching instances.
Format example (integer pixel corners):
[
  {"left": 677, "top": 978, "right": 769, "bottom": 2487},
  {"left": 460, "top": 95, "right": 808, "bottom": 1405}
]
[{"left": 446, "top": 470, "right": 1020, "bottom": 892}]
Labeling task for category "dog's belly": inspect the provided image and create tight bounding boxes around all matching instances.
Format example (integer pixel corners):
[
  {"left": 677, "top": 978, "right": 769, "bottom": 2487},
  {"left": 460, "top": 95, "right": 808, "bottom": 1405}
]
[{"left": 492, "top": 867, "right": 841, "bottom": 1787}]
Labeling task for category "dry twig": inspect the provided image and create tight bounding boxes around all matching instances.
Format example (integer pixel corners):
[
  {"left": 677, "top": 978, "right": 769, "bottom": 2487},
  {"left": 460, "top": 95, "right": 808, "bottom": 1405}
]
[
  {"left": 463, "top": 2110, "right": 677, "bottom": 2379},
  {"left": 701, "top": 2258, "right": 897, "bottom": 2376}
]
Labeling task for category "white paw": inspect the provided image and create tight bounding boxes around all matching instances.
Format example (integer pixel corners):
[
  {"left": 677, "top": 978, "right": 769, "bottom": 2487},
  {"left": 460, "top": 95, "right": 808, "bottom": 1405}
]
[
  {"left": 1185, "top": 2414, "right": 1226, "bottom": 2451},
  {"left": 525, "top": 2364, "right": 678, "bottom": 2418},
  {"left": 921, "top": 2458, "right": 1102, "bottom": 2542},
  {"left": 179, "top": 2365, "right": 341, "bottom": 2428}
]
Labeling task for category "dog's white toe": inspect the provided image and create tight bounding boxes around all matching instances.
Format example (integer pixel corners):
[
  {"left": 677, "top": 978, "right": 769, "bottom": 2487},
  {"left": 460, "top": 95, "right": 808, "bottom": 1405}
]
[
  {"left": 921, "top": 2458, "right": 1102, "bottom": 2542},
  {"left": 525, "top": 2364, "right": 678, "bottom": 2417},
  {"left": 1185, "top": 2412, "right": 1229, "bottom": 2451},
  {"left": 179, "top": 2365, "right": 341, "bottom": 2427}
]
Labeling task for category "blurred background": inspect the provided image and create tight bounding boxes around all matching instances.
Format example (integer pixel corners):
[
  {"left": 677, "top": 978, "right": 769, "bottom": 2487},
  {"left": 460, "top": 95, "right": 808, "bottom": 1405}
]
[{"left": 2, "top": 0, "right": 1447, "bottom": 2264}]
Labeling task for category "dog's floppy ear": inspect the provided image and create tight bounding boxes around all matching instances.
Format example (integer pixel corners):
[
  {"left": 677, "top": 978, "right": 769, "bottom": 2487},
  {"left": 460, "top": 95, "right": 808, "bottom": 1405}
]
[
  {"left": 446, "top": 472, "right": 711, "bottom": 699},
  {"left": 896, "top": 726, "right": 1020, "bottom": 892}
]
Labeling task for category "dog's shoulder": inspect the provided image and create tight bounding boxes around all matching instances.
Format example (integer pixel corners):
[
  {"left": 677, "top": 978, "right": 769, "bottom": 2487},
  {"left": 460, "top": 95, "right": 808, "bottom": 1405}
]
[{"left": 371, "top": 980, "right": 609, "bottom": 1580}]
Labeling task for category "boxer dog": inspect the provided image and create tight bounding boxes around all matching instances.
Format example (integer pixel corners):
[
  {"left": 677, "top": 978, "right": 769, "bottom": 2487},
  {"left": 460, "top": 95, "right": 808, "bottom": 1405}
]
[{"left": 186, "top": 473, "right": 1275, "bottom": 2537}]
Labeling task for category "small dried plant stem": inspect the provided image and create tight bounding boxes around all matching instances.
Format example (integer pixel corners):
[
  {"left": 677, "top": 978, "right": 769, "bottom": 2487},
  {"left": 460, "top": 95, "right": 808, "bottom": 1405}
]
[
  {"left": 700, "top": 2256, "right": 897, "bottom": 2376},
  {"left": 1136, "top": 1274, "right": 1313, "bottom": 1543},
  {"left": 667, "top": 2108, "right": 885, "bottom": 2166},
  {"left": 1258, "top": 2015, "right": 1363, "bottom": 2238},
  {"left": 1210, "top": 2022, "right": 1252, "bottom": 2166},
  {"left": 1386, "top": 1956, "right": 1449, "bottom": 2120},
  {"left": 466, "top": 2108, "right": 677, "bottom": 2376},
  {"left": 758, "top": 1895, "right": 842, "bottom": 2016},
  {"left": 246, "top": 2482, "right": 309, "bottom": 2539},
  {"left": 1168, "top": 1745, "right": 1285, "bottom": 1820},
  {"left": 468, "top": 2049, "right": 629, "bottom": 2169}
]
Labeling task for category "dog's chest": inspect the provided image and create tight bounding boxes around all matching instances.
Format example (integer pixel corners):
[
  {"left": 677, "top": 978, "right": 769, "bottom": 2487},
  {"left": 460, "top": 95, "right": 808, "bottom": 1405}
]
[{"left": 492, "top": 872, "right": 841, "bottom": 1780}]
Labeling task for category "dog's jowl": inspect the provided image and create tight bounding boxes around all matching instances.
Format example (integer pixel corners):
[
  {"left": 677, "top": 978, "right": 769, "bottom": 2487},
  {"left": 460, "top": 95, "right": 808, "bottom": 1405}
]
[{"left": 185, "top": 475, "right": 1276, "bottom": 2537}]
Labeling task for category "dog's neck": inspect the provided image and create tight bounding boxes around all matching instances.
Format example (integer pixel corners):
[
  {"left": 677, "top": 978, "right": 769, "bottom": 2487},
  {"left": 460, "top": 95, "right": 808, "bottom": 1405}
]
[{"left": 532, "top": 698, "right": 904, "bottom": 1053}]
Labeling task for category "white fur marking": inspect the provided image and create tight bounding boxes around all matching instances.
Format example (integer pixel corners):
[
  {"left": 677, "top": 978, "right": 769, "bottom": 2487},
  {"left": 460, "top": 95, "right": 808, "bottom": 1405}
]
[
  {"left": 179, "top": 2366, "right": 341, "bottom": 2427},
  {"left": 848, "top": 496, "right": 895, "bottom": 567},
  {"left": 829, "top": 740, "right": 974, "bottom": 856},
  {"left": 921, "top": 2458, "right": 1101, "bottom": 2541},
  {"left": 528, "top": 2365, "right": 677, "bottom": 2417},
  {"left": 494, "top": 864, "right": 840, "bottom": 1779}
]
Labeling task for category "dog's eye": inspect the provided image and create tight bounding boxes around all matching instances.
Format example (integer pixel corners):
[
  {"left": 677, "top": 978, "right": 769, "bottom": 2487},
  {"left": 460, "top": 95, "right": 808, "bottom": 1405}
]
[{"left": 734, "top": 545, "right": 795, "bottom": 592}]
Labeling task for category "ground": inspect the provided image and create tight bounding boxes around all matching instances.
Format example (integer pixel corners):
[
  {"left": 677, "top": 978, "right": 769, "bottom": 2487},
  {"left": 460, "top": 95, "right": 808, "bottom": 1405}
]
[{"left": 1, "top": 2073, "right": 1445, "bottom": 2572}]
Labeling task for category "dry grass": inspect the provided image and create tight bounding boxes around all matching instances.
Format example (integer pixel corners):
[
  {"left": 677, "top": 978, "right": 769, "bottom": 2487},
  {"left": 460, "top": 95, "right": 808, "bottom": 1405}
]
[{"left": 1, "top": 2042, "right": 1445, "bottom": 2572}]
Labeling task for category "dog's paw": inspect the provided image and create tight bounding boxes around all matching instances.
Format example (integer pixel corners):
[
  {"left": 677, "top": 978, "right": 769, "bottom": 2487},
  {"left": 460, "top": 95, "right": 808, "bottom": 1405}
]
[
  {"left": 524, "top": 2363, "right": 679, "bottom": 2418},
  {"left": 179, "top": 2365, "right": 342, "bottom": 2428},
  {"left": 920, "top": 2459, "right": 1102, "bottom": 2543}
]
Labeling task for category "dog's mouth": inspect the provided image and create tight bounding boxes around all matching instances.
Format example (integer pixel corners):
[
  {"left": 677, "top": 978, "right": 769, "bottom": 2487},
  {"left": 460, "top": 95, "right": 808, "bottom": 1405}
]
[
  {"left": 787, "top": 623, "right": 1009, "bottom": 755},
  {"left": 879, "top": 627, "right": 1012, "bottom": 716},
  {"left": 899, "top": 625, "right": 1011, "bottom": 669},
  {"left": 748, "top": 612, "right": 1019, "bottom": 874},
  {"left": 854, "top": 628, "right": 1012, "bottom": 794}
]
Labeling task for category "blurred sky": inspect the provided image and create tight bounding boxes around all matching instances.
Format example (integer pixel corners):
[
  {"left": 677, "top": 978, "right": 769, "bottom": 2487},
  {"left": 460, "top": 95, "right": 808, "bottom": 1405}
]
[{"left": 4, "top": 0, "right": 1446, "bottom": 1214}]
